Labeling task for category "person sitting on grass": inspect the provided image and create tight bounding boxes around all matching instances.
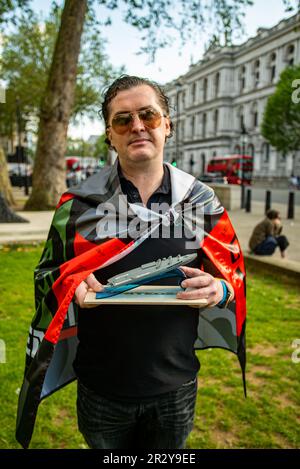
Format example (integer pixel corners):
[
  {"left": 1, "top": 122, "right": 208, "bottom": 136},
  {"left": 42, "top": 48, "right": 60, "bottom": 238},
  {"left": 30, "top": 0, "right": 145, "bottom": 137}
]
[{"left": 249, "top": 209, "right": 289, "bottom": 258}]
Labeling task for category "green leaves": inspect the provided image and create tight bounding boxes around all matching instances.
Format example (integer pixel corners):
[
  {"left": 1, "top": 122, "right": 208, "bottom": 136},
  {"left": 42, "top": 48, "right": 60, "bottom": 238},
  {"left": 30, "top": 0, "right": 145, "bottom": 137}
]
[
  {"left": 0, "top": 3, "right": 122, "bottom": 141},
  {"left": 0, "top": 0, "right": 31, "bottom": 25},
  {"left": 261, "top": 65, "right": 300, "bottom": 153},
  {"left": 93, "top": 133, "right": 109, "bottom": 159},
  {"left": 108, "top": 0, "right": 255, "bottom": 60}
]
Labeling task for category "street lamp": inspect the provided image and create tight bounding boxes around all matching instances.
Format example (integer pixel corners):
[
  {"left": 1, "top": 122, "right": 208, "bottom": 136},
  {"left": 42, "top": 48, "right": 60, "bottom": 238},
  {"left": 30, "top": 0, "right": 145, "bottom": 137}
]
[
  {"left": 16, "top": 98, "right": 22, "bottom": 184},
  {"left": 23, "top": 135, "right": 29, "bottom": 196},
  {"left": 240, "top": 123, "right": 248, "bottom": 209}
]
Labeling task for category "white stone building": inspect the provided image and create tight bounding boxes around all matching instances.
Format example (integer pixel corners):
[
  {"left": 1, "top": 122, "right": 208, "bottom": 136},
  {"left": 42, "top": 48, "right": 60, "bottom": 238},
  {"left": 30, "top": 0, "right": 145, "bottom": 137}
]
[{"left": 164, "top": 14, "right": 300, "bottom": 183}]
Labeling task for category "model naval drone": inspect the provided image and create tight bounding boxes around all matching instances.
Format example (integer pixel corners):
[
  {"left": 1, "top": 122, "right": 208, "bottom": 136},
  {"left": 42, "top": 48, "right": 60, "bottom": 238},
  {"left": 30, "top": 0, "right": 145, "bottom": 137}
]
[{"left": 96, "top": 253, "right": 197, "bottom": 299}]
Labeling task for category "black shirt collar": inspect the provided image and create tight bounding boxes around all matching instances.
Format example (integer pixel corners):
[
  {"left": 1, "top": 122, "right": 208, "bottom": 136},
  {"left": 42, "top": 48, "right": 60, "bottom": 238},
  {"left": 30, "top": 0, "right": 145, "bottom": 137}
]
[{"left": 118, "top": 161, "right": 171, "bottom": 197}]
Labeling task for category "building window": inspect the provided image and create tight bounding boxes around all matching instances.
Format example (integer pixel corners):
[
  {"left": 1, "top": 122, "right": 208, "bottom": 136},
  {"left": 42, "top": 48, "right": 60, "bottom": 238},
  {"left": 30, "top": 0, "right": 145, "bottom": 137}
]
[
  {"left": 201, "top": 153, "right": 206, "bottom": 174},
  {"left": 212, "top": 151, "right": 217, "bottom": 158},
  {"left": 190, "top": 115, "right": 195, "bottom": 138},
  {"left": 189, "top": 154, "right": 195, "bottom": 173},
  {"left": 280, "top": 151, "right": 286, "bottom": 162},
  {"left": 176, "top": 118, "right": 180, "bottom": 140},
  {"left": 253, "top": 111, "right": 258, "bottom": 128},
  {"left": 240, "top": 65, "right": 246, "bottom": 91},
  {"left": 214, "top": 109, "right": 219, "bottom": 134},
  {"left": 203, "top": 78, "right": 208, "bottom": 102},
  {"left": 247, "top": 143, "right": 255, "bottom": 157},
  {"left": 262, "top": 142, "right": 270, "bottom": 163},
  {"left": 176, "top": 120, "right": 180, "bottom": 139},
  {"left": 254, "top": 59, "right": 260, "bottom": 87},
  {"left": 214, "top": 72, "right": 220, "bottom": 97},
  {"left": 177, "top": 91, "right": 182, "bottom": 112},
  {"left": 176, "top": 91, "right": 181, "bottom": 113},
  {"left": 251, "top": 102, "right": 258, "bottom": 129},
  {"left": 180, "top": 121, "right": 185, "bottom": 141},
  {"left": 234, "top": 144, "right": 241, "bottom": 153},
  {"left": 202, "top": 113, "right": 207, "bottom": 138},
  {"left": 240, "top": 114, "right": 244, "bottom": 131},
  {"left": 237, "top": 106, "right": 244, "bottom": 132},
  {"left": 269, "top": 52, "right": 276, "bottom": 81},
  {"left": 286, "top": 44, "right": 295, "bottom": 66},
  {"left": 197, "top": 113, "right": 201, "bottom": 136},
  {"left": 191, "top": 82, "right": 197, "bottom": 103}
]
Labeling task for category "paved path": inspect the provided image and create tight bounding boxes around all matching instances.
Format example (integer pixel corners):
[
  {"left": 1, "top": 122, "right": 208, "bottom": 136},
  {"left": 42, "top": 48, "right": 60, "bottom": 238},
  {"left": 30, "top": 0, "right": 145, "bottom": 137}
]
[{"left": 0, "top": 211, "right": 54, "bottom": 244}]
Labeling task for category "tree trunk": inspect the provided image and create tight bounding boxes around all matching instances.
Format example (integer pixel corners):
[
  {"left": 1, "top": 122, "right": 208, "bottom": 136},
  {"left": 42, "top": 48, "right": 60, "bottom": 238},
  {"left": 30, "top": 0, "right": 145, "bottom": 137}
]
[
  {"left": 0, "top": 145, "right": 15, "bottom": 206},
  {"left": 0, "top": 193, "right": 28, "bottom": 223},
  {"left": 25, "top": 0, "right": 88, "bottom": 210}
]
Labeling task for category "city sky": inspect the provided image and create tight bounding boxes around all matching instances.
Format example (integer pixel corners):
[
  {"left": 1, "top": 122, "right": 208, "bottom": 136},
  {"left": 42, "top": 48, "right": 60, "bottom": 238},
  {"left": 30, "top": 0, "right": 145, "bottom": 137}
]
[{"left": 27, "top": 0, "right": 300, "bottom": 139}]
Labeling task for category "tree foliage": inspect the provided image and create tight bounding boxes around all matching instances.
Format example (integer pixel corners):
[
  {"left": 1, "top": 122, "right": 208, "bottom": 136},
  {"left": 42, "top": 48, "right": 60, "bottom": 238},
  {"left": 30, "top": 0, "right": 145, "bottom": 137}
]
[
  {"left": 94, "top": 0, "right": 255, "bottom": 60},
  {"left": 281, "top": 0, "right": 300, "bottom": 12},
  {"left": 0, "top": 0, "right": 31, "bottom": 24},
  {"left": 93, "top": 133, "right": 109, "bottom": 159},
  {"left": 261, "top": 65, "right": 300, "bottom": 153},
  {"left": 0, "top": 4, "right": 123, "bottom": 145},
  {"left": 66, "top": 134, "right": 109, "bottom": 160},
  {"left": 0, "top": 0, "right": 34, "bottom": 212}
]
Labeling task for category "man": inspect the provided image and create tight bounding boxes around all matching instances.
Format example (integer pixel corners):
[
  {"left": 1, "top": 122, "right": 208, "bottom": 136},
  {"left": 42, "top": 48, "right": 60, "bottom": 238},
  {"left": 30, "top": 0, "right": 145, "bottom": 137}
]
[
  {"left": 16, "top": 76, "right": 246, "bottom": 450},
  {"left": 249, "top": 209, "right": 289, "bottom": 258}
]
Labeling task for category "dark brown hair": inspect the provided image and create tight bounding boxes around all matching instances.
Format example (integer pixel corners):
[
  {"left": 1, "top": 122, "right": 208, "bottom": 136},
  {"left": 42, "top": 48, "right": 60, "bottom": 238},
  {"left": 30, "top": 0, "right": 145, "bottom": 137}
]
[
  {"left": 266, "top": 209, "right": 280, "bottom": 220},
  {"left": 101, "top": 75, "right": 174, "bottom": 145}
]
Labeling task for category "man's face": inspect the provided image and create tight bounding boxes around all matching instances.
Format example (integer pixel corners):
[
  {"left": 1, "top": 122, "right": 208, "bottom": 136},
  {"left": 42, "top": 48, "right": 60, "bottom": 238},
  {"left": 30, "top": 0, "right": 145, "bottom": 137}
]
[{"left": 106, "top": 85, "right": 171, "bottom": 167}]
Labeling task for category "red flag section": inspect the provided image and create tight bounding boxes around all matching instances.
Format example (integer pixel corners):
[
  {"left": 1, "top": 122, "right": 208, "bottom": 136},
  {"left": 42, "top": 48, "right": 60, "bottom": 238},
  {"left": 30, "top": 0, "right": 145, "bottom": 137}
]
[
  {"left": 201, "top": 210, "right": 246, "bottom": 336},
  {"left": 45, "top": 238, "right": 132, "bottom": 344}
]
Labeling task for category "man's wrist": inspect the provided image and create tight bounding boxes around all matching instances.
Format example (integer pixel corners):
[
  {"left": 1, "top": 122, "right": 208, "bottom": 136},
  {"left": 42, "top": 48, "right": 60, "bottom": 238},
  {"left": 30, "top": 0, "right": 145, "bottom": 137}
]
[
  {"left": 215, "top": 279, "right": 234, "bottom": 308},
  {"left": 218, "top": 280, "right": 227, "bottom": 306}
]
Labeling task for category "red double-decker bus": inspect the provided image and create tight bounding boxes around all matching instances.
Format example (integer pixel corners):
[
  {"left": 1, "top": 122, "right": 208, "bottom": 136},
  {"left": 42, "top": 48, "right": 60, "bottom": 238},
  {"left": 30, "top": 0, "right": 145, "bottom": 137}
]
[{"left": 206, "top": 154, "right": 253, "bottom": 185}]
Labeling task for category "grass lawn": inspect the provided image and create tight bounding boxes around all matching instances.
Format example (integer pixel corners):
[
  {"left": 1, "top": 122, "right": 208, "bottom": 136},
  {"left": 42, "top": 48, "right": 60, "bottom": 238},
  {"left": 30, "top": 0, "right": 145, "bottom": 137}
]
[{"left": 0, "top": 244, "right": 299, "bottom": 449}]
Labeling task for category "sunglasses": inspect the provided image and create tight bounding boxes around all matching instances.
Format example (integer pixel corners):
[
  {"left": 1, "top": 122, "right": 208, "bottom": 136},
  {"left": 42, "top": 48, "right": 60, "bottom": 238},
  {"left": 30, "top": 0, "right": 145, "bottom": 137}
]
[{"left": 108, "top": 108, "right": 166, "bottom": 135}]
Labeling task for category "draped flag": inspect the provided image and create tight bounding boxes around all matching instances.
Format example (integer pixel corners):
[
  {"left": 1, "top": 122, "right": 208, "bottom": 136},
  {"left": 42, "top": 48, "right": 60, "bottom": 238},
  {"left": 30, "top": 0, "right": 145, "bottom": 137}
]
[{"left": 16, "top": 161, "right": 246, "bottom": 448}]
